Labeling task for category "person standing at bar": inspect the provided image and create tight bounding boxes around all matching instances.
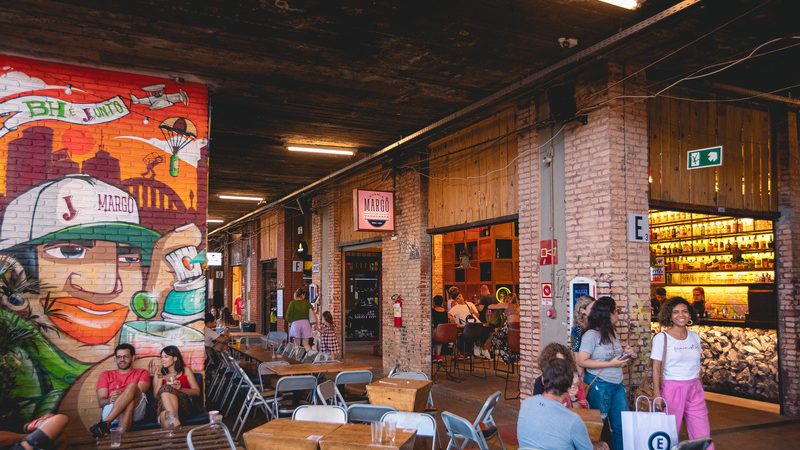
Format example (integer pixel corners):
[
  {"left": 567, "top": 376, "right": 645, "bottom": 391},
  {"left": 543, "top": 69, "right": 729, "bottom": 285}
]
[
  {"left": 692, "top": 287, "right": 706, "bottom": 321},
  {"left": 652, "top": 297, "right": 714, "bottom": 449}
]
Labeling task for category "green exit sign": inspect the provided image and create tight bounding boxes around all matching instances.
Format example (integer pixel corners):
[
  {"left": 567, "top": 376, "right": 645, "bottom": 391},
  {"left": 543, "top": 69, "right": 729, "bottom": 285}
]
[{"left": 687, "top": 146, "right": 723, "bottom": 170}]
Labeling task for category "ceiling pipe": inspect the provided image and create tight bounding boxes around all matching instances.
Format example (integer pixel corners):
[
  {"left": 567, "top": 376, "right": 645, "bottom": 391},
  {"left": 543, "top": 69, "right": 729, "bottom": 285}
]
[
  {"left": 210, "top": 0, "right": 702, "bottom": 237},
  {"left": 705, "top": 81, "right": 800, "bottom": 107}
]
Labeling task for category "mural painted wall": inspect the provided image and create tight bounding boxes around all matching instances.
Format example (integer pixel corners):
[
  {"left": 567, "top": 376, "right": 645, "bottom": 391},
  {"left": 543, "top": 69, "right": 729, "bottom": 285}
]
[{"left": 0, "top": 55, "right": 208, "bottom": 434}]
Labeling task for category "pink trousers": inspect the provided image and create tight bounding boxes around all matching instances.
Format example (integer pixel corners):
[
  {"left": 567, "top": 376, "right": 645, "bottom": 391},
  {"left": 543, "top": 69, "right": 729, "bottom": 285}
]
[{"left": 661, "top": 379, "right": 714, "bottom": 450}]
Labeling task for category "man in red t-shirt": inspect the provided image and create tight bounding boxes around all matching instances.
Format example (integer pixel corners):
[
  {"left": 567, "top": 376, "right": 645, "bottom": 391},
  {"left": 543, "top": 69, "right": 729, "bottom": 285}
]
[{"left": 89, "top": 344, "right": 151, "bottom": 438}]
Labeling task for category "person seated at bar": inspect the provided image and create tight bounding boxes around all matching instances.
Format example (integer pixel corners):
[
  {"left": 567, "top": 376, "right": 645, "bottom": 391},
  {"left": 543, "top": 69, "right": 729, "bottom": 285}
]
[
  {"left": 448, "top": 287, "right": 491, "bottom": 358},
  {"left": 532, "top": 342, "right": 588, "bottom": 409},
  {"left": 518, "top": 359, "right": 608, "bottom": 450},
  {"left": 1, "top": 413, "right": 69, "bottom": 450},
  {"left": 432, "top": 295, "right": 450, "bottom": 362},
  {"left": 204, "top": 313, "right": 230, "bottom": 351},
  {"left": 90, "top": 343, "right": 152, "bottom": 438}
]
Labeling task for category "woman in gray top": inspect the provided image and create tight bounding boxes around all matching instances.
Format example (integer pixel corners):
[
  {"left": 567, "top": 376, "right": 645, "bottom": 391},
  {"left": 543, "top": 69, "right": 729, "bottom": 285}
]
[{"left": 577, "top": 296, "right": 633, "bottom": 450}]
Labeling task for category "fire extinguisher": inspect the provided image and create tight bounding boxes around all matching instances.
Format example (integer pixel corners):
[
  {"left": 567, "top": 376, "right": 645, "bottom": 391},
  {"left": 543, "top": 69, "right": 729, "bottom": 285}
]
[{"left": 392, "top": 294, "right": 403, "bottom": 327}]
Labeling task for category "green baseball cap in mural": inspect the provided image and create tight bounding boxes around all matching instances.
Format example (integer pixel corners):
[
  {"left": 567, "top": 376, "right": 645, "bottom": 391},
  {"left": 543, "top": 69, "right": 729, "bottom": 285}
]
[{"left": 0, "top": 174, "right": 159, "bottom": 265}]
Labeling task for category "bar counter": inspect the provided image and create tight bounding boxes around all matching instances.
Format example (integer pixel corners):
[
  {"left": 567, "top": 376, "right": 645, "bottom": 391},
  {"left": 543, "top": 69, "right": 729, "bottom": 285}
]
[{"left": 652, "top": 323, "right": 778, "bottom": 402}]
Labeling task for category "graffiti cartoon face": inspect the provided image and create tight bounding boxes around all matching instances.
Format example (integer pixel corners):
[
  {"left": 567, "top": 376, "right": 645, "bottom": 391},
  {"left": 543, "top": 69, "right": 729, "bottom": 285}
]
[{"left": 0, "top": 174, "right": 159, "bottom": 353}]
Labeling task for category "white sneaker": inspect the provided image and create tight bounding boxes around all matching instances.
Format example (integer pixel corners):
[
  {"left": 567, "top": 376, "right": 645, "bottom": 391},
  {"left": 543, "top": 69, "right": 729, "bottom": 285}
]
[
  {"left": 481, "top": 349, "right": 492, "bottom": 359},
  {"left": 473, "top": 346, "right": 482, "bottom": 357}
]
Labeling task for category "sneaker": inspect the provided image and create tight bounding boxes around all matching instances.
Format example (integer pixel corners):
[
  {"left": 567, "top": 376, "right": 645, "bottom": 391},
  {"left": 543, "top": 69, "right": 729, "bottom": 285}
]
[
  {"left": 481, "top": 349, "right": 492, "bottom": 359},
  {"left": 473, "top": 347, "right": 482, "bottom": 357},
  {"left": 89, "top": 421, "right": 110, "bottom": 439}
]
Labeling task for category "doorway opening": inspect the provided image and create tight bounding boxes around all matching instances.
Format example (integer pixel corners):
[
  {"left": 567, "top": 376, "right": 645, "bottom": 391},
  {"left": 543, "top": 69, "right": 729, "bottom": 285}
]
[
  {"left": 343, "top": 244, "right": 382, "bottom": 360},
  {"left": 261, "top": 260, "right": 277, "bottom": 333}
]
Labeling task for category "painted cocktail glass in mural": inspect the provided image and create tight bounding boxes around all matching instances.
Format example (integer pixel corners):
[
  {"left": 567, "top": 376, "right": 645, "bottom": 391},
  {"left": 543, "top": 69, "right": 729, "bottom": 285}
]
[
  {"left": 0, "top": 55, "right": 209, "bottom": 434},
  {"left": 118, "top": 321, "right": 204, "bottom": 370}
]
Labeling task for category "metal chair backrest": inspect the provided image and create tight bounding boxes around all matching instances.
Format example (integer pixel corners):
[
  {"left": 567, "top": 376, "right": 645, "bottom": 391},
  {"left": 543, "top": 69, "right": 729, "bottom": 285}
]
[
  {"left": 347, "top": 404, "right": 396, "bottom": 423},
  {"left": 292, "top": 404, "right": 347, "bottom": 424},
  {"left": 281, "top": 342, "right": 295, "bottom": 356},
  {"left": 387, "top": 363, "right": 400, "bottom": 377},
  {"left": 302, "top": 350, "right": 318, "bottom": 363},
  {"left": 267, "top": 331, "right": 288, "bottom": 344},
  {"left": 273, "top": 375, "right": 318, "bottom": 417},
  {"left": 507, "top": 328, "right": 521, "bottom": 353},
  {"left": 186, "top": 423, "right": 237, "bottom": 450},
  {"left": 381, "top": 411, "right": 437, "bottom": 450},
  {"left": 390, "top": 371, "right": 429, "bottom": 381},
  {"left": 291, "top": 346, "right": 306, "bottom": 361},
  {"left": 442, "top": 411, "right": 489, "bottom": 450},
  {"left": 314, "top": 352, "right": 332, "bottom": 363},
  {"left": 315, "top": 380, "right": 345, "bottom": 407},
  {"left": 432, "top": 323, "right": 458, "bottom": 344},
  {"left": 335, "top": 369, "right": 373, "bottom": 386}
]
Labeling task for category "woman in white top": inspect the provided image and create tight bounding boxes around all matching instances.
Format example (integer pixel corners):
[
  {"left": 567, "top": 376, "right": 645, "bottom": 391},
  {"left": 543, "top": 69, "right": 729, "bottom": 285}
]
[{"left": 651, "top": 297, "right": 714, "bottom": 449}]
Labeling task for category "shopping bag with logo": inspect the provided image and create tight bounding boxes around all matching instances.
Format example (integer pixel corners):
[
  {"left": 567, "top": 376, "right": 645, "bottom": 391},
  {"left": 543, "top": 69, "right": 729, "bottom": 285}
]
[{"left": 621, "top": 395, "right": 678, "bottom": 450}]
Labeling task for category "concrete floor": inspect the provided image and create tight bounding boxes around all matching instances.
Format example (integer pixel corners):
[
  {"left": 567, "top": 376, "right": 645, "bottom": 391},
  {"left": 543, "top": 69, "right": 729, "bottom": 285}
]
[{"left": 69, "top": 342, "right": 800, "bottom": 449}]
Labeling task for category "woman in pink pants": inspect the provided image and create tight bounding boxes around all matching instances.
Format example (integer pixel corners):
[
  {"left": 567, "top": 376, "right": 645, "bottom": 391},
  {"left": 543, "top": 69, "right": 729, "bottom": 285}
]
[{"left": 651, "top": 297, "right": 714, "bottom": 449}]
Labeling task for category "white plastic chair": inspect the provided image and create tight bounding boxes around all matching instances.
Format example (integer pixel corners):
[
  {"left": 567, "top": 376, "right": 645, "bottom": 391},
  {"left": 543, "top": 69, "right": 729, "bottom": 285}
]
[
  {"left": 442, "top": 411, "right": 489, "bottom": 450},
  {"left": 292, "top": 404, "right": 347, "bottom": 424},
  {"left": 381, "top": 411, "right": 438, "bottom": 450}
]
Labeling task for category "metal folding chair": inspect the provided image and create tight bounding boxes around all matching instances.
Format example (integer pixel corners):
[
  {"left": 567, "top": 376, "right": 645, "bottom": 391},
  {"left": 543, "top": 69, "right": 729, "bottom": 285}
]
[
  {"left": 442, "top": 411, "right": 489, "bottom": 450},
  {"left": 273, "top": 375, "right": 318, "bottom": 417},
  {"left": 382, "top": 411, "right": 438, "bottom": 450},
  {"left": 186, "top": 423, "right": 237, "bottom": 450},
  {"left": 334, "top": 370, "right": 373, "bottom": 405},
  {"left": 472, "top": 391, "right": 506, "bottom": 450},
  {"left": 315, "top": 379, "right": 346, "bottom": 407},
  {"left": 257, "top": 360, "right": 290, "bottom": 393},
  {"left": 292, "top": 404, "right": 348, "bottom": 424},
  {"left": 231, "top": 364, "right": 275, "bottom": 440}
]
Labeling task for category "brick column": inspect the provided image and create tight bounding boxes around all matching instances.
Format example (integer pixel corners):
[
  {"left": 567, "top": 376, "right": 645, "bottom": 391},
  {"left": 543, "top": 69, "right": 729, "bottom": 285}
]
[
  {"left": 312, "top": 192, "right": 344, "bottom": 343},
  {"left": 775, "top": 108, "right": 800, "bottom": 416},
  {"left": 517, "top": 95, "right": 542, "bottom": 395},
  {"left": 381, "top": 162, "right": 431, "bottom": 374},
  {"left": 563, "top": 62, "right": 651, "bottom": 391}
]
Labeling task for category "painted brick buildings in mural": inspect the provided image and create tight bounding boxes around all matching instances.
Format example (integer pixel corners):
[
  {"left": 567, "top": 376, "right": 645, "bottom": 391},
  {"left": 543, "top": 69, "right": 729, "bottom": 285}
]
[{"left": 0, "top": 55, "right": 208, "bottom": 436}]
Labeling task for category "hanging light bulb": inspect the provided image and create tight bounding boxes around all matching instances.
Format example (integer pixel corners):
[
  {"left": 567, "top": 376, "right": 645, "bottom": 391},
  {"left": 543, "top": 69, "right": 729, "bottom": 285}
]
[
  {"left": 143, "top": 116, "right": 149, "bottom": 125},
  {"left": 64, "top": 83, "right": 73, "bottom": 95}
]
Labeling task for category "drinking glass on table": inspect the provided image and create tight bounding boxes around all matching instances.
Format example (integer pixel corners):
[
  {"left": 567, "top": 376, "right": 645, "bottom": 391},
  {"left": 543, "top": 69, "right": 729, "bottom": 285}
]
[
  {"left": 162, "top": 411, "right": 179, "bottom": 437},
  {"left": 384, "top": 418, "right": 397, "bottom": 444},
  {"left": 109, "top": 427, "right": 123, "bottom": 448},
  {"left": 370, "top": 421, "right": 384, "bottom": 444}
]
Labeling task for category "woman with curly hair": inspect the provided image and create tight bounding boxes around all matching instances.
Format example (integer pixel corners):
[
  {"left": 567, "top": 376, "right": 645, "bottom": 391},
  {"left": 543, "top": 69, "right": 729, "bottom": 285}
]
[
  {"left": 533, "top": 342, "right": 588, "bottom": 408},
  {"left": 652, "top": 297, "right": 713, "bottom": 449},
  {"left": 153, "top": 345, "right": 201, "bottom": 426}
]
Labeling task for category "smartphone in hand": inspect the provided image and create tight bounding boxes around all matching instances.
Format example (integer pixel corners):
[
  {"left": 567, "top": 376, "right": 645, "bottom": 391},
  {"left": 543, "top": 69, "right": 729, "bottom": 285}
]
[{"left": 618, "top": 353, "right": 633, "bottom": 361}]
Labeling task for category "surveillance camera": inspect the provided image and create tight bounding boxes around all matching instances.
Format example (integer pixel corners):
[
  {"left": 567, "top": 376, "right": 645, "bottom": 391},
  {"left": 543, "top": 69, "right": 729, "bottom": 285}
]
[{"left": 558, "top": 38, "right": 578, "bottom": 49}]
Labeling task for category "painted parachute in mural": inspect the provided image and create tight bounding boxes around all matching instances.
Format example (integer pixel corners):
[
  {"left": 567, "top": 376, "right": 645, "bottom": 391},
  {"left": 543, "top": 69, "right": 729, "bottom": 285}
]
[
  {"left": 159, "top": 117, "right": 197, "bottom": 177},
  {"left": 0, "top": 56, "right": 208, "bottom": 437}
]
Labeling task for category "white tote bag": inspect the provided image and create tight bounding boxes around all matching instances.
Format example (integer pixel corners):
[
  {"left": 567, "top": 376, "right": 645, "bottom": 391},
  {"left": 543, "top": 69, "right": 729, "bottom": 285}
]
[{"left": 622, "top": 395, "right": 678, "bottom": 450}]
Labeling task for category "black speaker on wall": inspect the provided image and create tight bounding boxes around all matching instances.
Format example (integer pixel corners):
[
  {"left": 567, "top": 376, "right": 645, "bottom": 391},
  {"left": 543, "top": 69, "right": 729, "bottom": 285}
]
[{"left": 547, "top": 84, "right": 577, "bottom": 122}]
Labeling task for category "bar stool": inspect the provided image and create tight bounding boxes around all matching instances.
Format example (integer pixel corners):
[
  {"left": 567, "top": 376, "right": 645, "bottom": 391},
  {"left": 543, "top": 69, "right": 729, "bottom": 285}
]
[
  {"left": 462, "top": 323, "right": 488, "bottom": 379},
  {"left": 432, "top": 323, "right": 460, "bottom": 382}
]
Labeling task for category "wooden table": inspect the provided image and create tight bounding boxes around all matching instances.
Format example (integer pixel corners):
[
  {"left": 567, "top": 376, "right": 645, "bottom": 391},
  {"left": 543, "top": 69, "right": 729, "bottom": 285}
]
[
  {"left": 95, "top": 426, "right": 231, "bottom": 450},
  {"left": 319, "top": 423, "right": 416, "bottom": 450},
  {"left": 574, "top": 408, "right": 603, "bottom": 443},
  {"left": 243, "top": 418, "right": 342, "bottom": 450},
  {"left": 270, "top": 361, "right": 374, "bottom": 376},
  {"left": 366, "top": 378, "right": 433, "bottom": 412}
]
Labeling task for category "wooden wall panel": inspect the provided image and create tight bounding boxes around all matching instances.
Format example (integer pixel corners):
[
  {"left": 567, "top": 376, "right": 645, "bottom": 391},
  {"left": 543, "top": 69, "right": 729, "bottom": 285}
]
[
  {"left": 259, "top": 210, "right": 279, "bottom": 260},
  {"left": 338, "top": 165, "right": 392, "bottom": 244},
  {"left": 649, "top": 96, "right": 775, "bottom": 212},
  {"left": 427, "top": 109, "right": 518, "bottom": 229}
]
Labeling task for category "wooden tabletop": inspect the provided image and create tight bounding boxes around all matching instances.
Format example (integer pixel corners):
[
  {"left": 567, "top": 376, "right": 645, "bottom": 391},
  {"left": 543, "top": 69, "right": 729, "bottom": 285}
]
[
  {"left": 243, "top": 418, "right": 342, "bottom": 450},
  {"left": 228, "top": 331, "right": 264, "bottom": 338},
  {"left": 270, "top": 361, "right": 374, "bottom": 376},
  {"left": 228, "top": 342, "right": 287, "bottom": 363},
  {"left": 95, "top": 425, "right": 232, "bottom": 450},
  {"left": 319, "top": 423, "right": 416, "bottom": 450},
  {"left": 366, "top": 378, "right": 433, "bottom": 412}
]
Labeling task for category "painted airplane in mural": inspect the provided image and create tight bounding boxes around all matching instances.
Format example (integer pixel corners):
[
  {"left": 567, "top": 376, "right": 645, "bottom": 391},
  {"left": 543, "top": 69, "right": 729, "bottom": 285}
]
[{"left": 130, "top": 84, "right": 188, "bottom": 110}]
